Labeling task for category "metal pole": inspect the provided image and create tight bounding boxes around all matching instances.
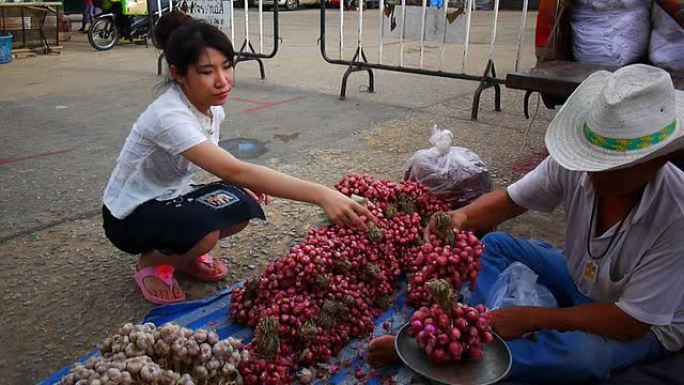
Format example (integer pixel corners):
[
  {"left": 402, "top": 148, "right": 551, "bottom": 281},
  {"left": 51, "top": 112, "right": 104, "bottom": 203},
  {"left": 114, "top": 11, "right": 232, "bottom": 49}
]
[
  {"left": 230, "top": 0, "right": 234, "bottom": 43},
  {"left": 461, "top": 0, "right": 473, "bottom": 73},
  {"left": 156, "top": 0, "right": 162, "bottom": 17},
  {"left": 340, "top": 0, "right": 344, "bottom": 59},
  {"left": 488, "top": 0, "right": 500, "bottom": 60},
  {"left": 437, "top": 0, "right": 449, "bottom": 71},
  {"left": 399, "top": 0, "right": 406, "bottom": 66},
  {"left": 514, "top": 0, "right": 529, "bottom": 71},
  {"left": 259, "top": 0, "right": 264, "bottom": 53},
  {"left": 358, "top": 0, "right": 363, "bottom": 49},
  {"left": 169, "top": 0, "right": 173, "bottom": 10},
  {"left": 419, "top": 0, "right": 427, "bottom": 68},
  {"left": 378, "top": 0, "right": 385, "bottom": 64},
  {"left": 244, "top": 0, "right": 250, "bottom": 50}
]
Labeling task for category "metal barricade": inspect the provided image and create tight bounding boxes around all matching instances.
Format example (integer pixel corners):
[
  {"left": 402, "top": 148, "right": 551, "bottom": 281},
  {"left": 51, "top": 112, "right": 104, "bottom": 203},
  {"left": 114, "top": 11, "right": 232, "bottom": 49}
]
[
  {"left": 157, "top": 0, "right": 280, "bottom": 80},
  {"left": 319, "top": 0, "right": 532, "bottom": 119}
]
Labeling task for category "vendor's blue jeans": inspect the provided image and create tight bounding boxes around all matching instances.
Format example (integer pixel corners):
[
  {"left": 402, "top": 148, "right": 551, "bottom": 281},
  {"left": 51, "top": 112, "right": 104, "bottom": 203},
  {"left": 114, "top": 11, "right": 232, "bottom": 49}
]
[{"left": 467, "top": 232, "right": 666, "bottom": 384}]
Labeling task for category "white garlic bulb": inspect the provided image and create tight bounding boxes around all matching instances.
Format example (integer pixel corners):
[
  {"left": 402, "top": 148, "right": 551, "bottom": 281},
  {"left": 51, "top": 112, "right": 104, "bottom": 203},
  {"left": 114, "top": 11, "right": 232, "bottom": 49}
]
[
  {"left": 206, "top": 357, "right": 221, "bottom": 371},
  {"left": 296, "top": 368, "right": 314, "bottom": 384},
  {"left": 221, "top": 363, "right": 236, "bottom": 376},
  {"left": 185, "top": 339, "right": 200, "bottom": 357},
  {"left": 99, "top": 338, "right": 113, "bottom": 354},
  {"left": 192, "top": 364, "right": 209, "bottom": 380},
  {"left": 178, "top": 374, "right": 196, "bottom": 385},
  {"left": 124, "top": 357, "right": 144, "bottom": 374},
  {"left": 142, "top": 364, "right": 163, "bottom": 383},
  {"left": 120, "top": 371, "right": 133, "bottom": 385},
  {"left": 119, "top": 323, "right": 135, "bottom": 336},
  {"left": 62, "top": 322, "right": 250, "bottom": 385},
  {"left": 154, "top": 339, "right": 171, "bottom": 357},
  {"left": 193, "top": 329, "right": 208, "bottom": 344},
  {"left": 142, "top": 322, "right": 156, "bottom": 333},
  {"left": 199, "top": 343, "right": 213, "bottom": 362},
  {"left": 229, "top": 338, "right": 243, "bottom": 350},
  {"left": 59, "top": 373, "right": 75, "bottom": 385},
  {"left": 207, "top": 332, "right": 220, "bottom": 345}
]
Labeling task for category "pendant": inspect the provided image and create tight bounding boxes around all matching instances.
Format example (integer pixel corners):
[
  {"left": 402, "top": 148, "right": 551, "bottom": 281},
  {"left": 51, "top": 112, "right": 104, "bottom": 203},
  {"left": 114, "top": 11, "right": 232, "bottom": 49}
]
[{"left": 584, "top": 260, "right": 599, "bottom": 283}]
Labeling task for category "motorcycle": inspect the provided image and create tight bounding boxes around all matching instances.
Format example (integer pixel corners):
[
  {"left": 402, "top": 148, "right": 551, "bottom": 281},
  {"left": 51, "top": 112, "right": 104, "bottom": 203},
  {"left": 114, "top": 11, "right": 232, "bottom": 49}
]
[{"left": 87, "top": 5, "right": 157, "bottom": 51}]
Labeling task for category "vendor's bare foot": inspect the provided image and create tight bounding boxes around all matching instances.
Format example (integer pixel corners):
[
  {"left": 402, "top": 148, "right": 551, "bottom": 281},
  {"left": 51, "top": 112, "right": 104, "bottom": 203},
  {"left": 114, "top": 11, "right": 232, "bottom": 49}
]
[
  {"left": 368, "top": 335, "right": 401, "bottom": 367},
  {"left": 136, "top": 263, "right": 184, "bottom": 300}
]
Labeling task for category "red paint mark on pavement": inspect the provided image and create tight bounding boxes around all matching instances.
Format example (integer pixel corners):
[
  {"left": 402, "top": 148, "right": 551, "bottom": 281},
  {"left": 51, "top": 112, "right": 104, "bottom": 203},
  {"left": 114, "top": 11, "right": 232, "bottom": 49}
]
[
  {"left": 510, "top": 149, "right": 549, "bottom": 176},
  {"left": 232, "top": 97, "right": 266, "bottom": 105},
  {"left": 233, "top": 96, "right": 305, "bottom": 114},
  {"left": 0, "top": 148, "right": 75, "bottom": 166}
]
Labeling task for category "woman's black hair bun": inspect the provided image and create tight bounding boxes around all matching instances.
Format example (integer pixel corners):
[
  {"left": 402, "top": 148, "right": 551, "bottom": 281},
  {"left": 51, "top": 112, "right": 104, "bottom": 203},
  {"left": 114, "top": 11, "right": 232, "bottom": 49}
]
[{"left": 152, "top": 9, "right": 194, "bottom": 50}]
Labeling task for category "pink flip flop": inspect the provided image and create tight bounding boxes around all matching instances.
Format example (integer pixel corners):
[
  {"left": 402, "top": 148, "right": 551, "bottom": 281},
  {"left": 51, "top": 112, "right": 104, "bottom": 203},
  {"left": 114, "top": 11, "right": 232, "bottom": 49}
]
[
  {"left": 176, "top": 254, "right": 229, "bottom": 282},
  {"left": 134, "top": 264, "right": 186, "bottom": 305}
]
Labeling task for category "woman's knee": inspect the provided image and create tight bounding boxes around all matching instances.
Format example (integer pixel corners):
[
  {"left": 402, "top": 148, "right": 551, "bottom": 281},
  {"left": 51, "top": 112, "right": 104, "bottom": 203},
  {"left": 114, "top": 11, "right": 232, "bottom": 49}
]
[
  {"left": 190, "top": 230, "right": 220, "bottom": 255},
  {"left": 219, "top": 221, "right": 249, "bottom": 238}
]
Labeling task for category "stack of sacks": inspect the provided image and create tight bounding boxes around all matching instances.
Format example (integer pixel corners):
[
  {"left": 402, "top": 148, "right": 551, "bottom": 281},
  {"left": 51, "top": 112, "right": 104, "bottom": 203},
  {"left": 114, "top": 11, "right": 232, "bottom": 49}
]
[
  {"left": 570, "top": 0, "right": 651, "bottom": 66},
  {"left": 649, "top": 1, "right": 684, "bottom": 71}
]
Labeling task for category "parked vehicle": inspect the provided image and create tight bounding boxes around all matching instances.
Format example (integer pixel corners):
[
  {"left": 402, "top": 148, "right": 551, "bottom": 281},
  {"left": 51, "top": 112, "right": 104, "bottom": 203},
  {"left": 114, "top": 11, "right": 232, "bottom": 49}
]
[
  {"left": 88, "top": 11, "right": 156, "bottom": 50},
  {"left": 259, "top": 0, "right": 326, "bottom": 11},
  {"left": 329, "top": 0, "right": 379, "bottom": 9}
]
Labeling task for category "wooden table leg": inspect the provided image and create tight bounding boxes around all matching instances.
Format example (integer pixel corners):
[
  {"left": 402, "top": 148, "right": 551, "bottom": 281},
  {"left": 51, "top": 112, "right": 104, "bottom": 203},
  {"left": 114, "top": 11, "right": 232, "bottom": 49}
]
[{"left": 21, "top": 6, "right": 26, "bottom": 48}]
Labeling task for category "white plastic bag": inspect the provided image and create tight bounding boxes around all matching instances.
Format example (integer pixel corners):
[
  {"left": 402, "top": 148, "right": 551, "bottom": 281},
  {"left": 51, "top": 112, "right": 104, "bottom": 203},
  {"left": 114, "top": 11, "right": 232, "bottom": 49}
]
[
  {"left": 570, "top": 0, "right": 651, "bottom": 66},
  {"left": 485, "top": 262, "right": 558, "bottom": 310},
  {"left": 404, "top": 125, "right": 492, "bottom": 208}
]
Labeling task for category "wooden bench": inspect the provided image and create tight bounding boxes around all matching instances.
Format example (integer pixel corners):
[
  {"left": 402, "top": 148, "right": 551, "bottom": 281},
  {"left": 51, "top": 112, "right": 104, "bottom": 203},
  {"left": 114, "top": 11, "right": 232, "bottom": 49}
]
[
  {"left": 0, "top": 2, "right": 63, "bottom": 55},
  {"left": 505, "top": 60, "right": 684, "bottom": 118}
]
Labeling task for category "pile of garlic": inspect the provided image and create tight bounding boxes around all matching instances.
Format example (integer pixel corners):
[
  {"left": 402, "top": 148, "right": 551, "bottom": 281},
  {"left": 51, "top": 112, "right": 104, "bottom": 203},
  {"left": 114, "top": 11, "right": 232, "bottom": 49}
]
[{"left": 59, "top": 323, "right": 249, "bottom": 385}]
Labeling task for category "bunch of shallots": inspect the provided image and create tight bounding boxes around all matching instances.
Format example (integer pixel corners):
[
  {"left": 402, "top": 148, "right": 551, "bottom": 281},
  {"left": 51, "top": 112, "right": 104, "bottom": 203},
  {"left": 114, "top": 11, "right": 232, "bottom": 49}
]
[
  {"left": 228, "top": 173, "right": 485, "bottom": 383},
  {"left": 409, "top": 279, "right": 493, "bottom": 363},
  {"left": 59, "top": 323, "right": 248, "bottom": 385},
  {"left": 404, "top": 232, "right": 483, "bottom": 307}
]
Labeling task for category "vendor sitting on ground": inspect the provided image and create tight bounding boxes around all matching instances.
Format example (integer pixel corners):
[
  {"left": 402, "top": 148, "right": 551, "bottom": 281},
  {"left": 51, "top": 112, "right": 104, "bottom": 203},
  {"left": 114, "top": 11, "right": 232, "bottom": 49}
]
[
  {"left": 102, "top": 11, "right": 375, "bottom": 305},
  {"left": 368, "top": 64, "right": 684, "bottom": 383}
]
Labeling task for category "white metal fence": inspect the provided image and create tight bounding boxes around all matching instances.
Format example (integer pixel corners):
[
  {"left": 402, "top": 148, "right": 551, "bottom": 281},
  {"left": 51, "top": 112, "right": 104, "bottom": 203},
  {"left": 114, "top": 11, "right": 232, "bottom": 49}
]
[
  {"left": 319, "top": 0, "right": 535, "bottom": 118},
  {"left": 156, "top": 0, "right": 280, "bottom": 79}
]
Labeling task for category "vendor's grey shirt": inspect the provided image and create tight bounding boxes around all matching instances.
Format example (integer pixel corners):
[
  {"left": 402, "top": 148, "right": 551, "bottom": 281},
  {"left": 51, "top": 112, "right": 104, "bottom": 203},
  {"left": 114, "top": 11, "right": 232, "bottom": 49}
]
[{"left": 508, "top": 157, "right": 684, "bottom": 352}]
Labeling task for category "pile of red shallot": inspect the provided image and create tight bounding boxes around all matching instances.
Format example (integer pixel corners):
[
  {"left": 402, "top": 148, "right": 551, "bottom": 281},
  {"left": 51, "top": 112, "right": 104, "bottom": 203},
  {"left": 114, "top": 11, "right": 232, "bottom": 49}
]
[
  {"left": 409, "top": 279, "right": 493, "bottom": 363},
  {"left": 405, "top": 213, "right": 484, "bottom": 308},
  {"left": 229, "top": 173, "right": 486, "bottom": 384},
  {"left": 59, "top": 322, "right": 249, "bottom": 385}
]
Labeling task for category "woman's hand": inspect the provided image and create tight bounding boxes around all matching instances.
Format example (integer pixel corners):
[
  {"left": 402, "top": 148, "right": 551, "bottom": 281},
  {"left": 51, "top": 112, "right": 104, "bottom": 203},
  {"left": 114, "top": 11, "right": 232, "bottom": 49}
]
[
  {"left": 318, "top": 189, "right": 378, "bottom": 231},
  {"left": 244, "top": 188, "right": 270, "bottom": 206},
  {"left": 423, "top": 210, "right": 467, "bottom": 241}
]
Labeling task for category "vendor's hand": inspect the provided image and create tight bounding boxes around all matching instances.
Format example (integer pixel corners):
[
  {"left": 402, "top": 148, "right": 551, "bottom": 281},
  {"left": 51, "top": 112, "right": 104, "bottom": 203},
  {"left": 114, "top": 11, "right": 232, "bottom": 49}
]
[
  {"left": 244, "top": 188, "right": 270, "bottom": 206},
  {"left": 423, "top": 211, "right": 467, "bottom": 241},
  {"left": 490, "top": 306, "right": 539, "bottom": 340},
  {"left": 367, "top": 335, "right": 401, "bottom": 367},
  {"left": 319, "top": 189, "right": 378, "bottom": 231}
]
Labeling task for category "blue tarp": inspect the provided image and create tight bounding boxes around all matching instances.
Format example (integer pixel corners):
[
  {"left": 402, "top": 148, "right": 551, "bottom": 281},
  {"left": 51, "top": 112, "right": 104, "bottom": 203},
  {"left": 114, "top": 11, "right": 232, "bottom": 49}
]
[
  {"left": 37, "top": 279, "right": 684, "bottom": 385},
  {"left": 40, "top": 281, "right": 419, "bottom": 385}
]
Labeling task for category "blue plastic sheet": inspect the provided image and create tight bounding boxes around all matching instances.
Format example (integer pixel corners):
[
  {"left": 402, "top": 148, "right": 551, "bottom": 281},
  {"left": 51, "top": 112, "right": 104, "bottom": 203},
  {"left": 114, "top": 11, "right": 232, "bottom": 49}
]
[{"left": 40, "top": 281, "right": 419, "bottom": 385}]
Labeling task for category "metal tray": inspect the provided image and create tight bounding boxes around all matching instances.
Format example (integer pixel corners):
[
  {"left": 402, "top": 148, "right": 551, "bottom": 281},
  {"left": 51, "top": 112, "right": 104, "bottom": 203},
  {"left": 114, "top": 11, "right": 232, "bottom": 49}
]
[{"left": 395, "top": 323, "right": 512, "bottom": 385}]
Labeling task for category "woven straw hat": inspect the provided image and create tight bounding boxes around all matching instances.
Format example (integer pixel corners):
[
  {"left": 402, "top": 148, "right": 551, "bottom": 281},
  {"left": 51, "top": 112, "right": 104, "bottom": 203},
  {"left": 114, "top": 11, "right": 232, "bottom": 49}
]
[{"left": 545, "top": 64, "right": 684, "bottom": 171}]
